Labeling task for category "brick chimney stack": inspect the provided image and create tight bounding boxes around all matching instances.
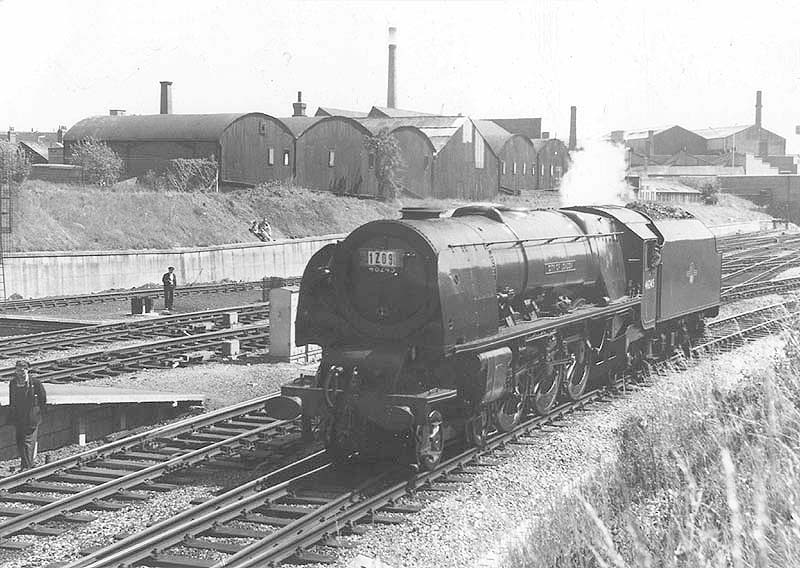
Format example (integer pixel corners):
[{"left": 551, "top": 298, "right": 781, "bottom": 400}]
[
  {"left": 387, "top": 27, "right": 397, "bottom": 109},
  {"left": 293, "top": 91, "right": 307, "bottom": 117},
  {"left": 160, "top": 81, "right": 173, "bottom": 115},
  {"left": 6, "top": 127, "right": 15, "bottom": 144},
  {"left": 56, "top": 125, "right": 67, "bottom": 144},
  {"left": 755, "top": 90, "right": 762, "bottom": 129},
  {"left": 568, "top": 106, "right": 577, "bottom": 151}
]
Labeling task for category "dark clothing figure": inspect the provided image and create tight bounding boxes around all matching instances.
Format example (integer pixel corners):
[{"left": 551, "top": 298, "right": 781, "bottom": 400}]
[
  {"left": 9, "top": 375, "right": 47, "bottom": 470},
  {"left": 162, "top": 268, "right": 177, "bottom": 310}
]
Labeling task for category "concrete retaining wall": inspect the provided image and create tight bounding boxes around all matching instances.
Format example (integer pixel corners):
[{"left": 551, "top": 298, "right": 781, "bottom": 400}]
[{"left": 4, "top": 234, "right": 343, "bottom": 299}]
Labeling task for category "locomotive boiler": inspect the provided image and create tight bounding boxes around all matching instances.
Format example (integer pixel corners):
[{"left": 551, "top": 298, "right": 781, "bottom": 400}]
[{"left": 267, "top": 204, "right": 721, "bottom": 469}]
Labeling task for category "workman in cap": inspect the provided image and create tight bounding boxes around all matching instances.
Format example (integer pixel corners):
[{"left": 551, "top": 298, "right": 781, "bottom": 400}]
[
  {"left": 162, "top": 266, "right": 177, "bottom": 311},
  {"left": 8, "top": 360, "right": 47, "bottom": 471}
]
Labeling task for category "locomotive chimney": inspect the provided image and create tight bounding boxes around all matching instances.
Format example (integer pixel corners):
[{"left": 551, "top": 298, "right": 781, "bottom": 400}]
[
  {"left": 160, "top": 81, "right": 173, "bottom": 115},
  {"left": 568, "top": 106, "right": 577, "bottom": 151},
  {"left": 292, "top": 91, "right": 307, "bottom": 117},
  {"left": 755, "top": 90, "right": 762, "bottom": 129},
  {"left": 387, "top": 26, "right": 397, "bottom": 109}
]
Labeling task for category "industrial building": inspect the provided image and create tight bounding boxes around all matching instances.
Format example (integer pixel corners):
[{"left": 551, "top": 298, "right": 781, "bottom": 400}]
[
  {"left": 533, "top": 138, "right": 569, "bottom": 190},
  {"left": 620, "top": 125, "right": 707, "bottom": 156},
  {"left": 474, "top": 120, "right": 538, "bottom": 194}
]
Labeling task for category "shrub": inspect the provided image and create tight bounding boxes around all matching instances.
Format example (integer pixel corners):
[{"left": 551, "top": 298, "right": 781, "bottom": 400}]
[
  {"left": 0, "top": 141, "right": 31, "bottom": 184},
  {"left": 69, "top": 138, "right": 124, "bottom": 187},
  {"left": 137, "top": 157, "right": 218, "bottom": 192},
  {"left": 364, "top": 129, "right": 404, "bottom": 201}
]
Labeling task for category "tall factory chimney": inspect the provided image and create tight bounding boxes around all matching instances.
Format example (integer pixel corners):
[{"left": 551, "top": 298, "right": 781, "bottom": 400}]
[
  {"left": 387, "top": 27, "right": 397, "bottom": 109},
  {"left": 568, "top": 106, "right": 577, "bottom": 151},
  {"left": 755, "top": 90, "right": 762, "bottom": 129},
  {"left": 160, "top": 81, "right": 173, "bottom": 115},
  {"left": 293, "top": 91, "right": 307, "bottom": 117}
]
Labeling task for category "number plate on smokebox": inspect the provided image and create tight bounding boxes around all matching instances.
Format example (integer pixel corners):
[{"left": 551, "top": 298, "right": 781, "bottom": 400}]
[{"left": 360, "top": 249, "right": 403, "bottom": 270}]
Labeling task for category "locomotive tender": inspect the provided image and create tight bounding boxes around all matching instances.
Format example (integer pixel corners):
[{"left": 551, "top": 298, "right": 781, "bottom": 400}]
[{"left": 266, "top": 204, "right": 721, "bottom": 469}]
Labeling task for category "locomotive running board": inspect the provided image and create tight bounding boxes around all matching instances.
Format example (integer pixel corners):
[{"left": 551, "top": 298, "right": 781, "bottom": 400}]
[{"left": 452, "top": 297, "right": 641, "bottom": 355}]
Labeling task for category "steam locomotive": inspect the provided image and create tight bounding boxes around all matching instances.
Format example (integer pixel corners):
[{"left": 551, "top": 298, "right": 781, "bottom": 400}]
[{"left": 266, "top": 204, "right": 721, "bottom": 469}]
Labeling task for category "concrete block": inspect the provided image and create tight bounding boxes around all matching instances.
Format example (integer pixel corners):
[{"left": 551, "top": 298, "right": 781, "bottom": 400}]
[
  {"left": 269, "top": 286, "right": 320, "bottom": 362},
  {"left": 222, "top": 339, "right": 240, "bottom": 358},
  {"left": 221, "top": 311, "right": 239, "bottom": 328}
]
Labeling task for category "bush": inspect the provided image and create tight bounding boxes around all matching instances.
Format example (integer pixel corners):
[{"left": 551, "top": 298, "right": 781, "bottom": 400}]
[
  {"left": 0, "top": 141, "right": 31, "bottom": 184},
  {"left": 364, "top": 129, "right": 404, "bottom": 201},
  {"left": 138, "top": 157, "right": 218, "bottom": 192},
  {"left": 69, "top": 138, "right": 124, "bottom": 187}
]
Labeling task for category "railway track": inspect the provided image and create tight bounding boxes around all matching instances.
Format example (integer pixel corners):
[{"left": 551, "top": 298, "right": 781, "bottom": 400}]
[
  {"left": 721, "top": 276, "right": 800, "bottom": 301},
  {"left": 0, "top": 304, "right": 269, "bottom": 360},
  {"left": 0, "top": 395, "right": 311, "bottom": 551},
  {"left": 56, "top": 299, "right": 800, "bottom": 568},
  {"left": 0, "top": 278, "right": 300, "bottom": 313},
  {"left": 0, "top": 323, "right": 271, "bottom": 384}
]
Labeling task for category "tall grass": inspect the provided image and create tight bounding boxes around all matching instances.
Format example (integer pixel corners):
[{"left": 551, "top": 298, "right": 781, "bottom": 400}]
[{"left": 506, "top": 329, "right": 800, "bottom": 567}]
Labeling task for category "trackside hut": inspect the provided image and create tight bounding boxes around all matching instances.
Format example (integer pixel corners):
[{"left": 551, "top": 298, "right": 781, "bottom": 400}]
[
  {"left": 64, "top": 113, "right": 295, "bottom": 188},
  {"left": 474, "top": 120, "right": 537, "bottom": 194},
  {"left": 293, "top": 116, "right": 378, "bottom": 196}
]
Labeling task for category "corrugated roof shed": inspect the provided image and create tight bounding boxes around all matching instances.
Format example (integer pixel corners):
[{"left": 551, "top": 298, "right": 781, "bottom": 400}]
[
  {"left": 280, "top": 116, "right": 323, "bottom": 137},
  {"left": 368, "top": 106, "right": 437, "bottom": 118},
  {"left": 692, "top": 125, "right": 750, "bottom": 139},
  {"left": 356, "top": 116, "right": 468, "bottom": 152},
  {"left": 486, "top": 118, "right": 541, "bottom": 140},
  {"left": 624, "top": 126, "right": 675, "bottom": 140},
  {"left": 18, "top": 140, "right": 50, "bottom": 161},
  {"left": 474, "top": 120, "right": 513, "bottom": 155},
  {"left": 314, "top": 107, "right": 368, "bottom": 118},
  {"left": 65, "top": 114, "right": 250, "bottom": 142}
]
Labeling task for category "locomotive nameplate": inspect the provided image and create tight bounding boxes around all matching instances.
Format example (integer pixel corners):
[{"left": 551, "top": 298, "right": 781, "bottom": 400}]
[
  {"left": 360, "top": 249, "right": 404, "bottom": 270},
  {"left": 544, "top": 260, "right": 576, "bottom": 275}
]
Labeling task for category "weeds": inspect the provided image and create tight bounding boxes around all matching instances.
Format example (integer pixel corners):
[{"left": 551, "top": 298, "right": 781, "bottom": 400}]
[{"left": 506, "top": 328, "right": 800, "bottom": 567}]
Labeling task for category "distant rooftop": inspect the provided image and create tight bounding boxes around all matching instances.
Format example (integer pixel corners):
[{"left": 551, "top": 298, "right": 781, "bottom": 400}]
[{"left": 692, "top": 125, "right": 751, "bottom": 139}]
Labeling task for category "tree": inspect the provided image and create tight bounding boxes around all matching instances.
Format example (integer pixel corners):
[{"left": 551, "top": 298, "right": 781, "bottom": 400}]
[
  {"left": 364, "top": 129, "right": 404, "bottom": 200},
  {"left": 69, "top": 138, "right": 124, "bottom": 186},
  {"left": 0, "top": 141, "right": 31, "bottom": 184}
]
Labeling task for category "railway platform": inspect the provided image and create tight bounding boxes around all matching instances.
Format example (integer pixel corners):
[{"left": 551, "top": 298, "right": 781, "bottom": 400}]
[
  {"left": 0, "top": 314, "right": 95, "bottom": 337},
  {"left": 0, "top": 385, "right": 205, "bottom": 461}
]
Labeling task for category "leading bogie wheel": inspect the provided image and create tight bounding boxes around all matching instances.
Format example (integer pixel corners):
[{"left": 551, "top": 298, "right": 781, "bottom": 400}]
[
  {"left": 494, "top": 393, "right": 523, "bottom": 432},
  {"left": 467, "top": 408, "right": 490, "bottom": 448},
  {"left": 416, "top": 410, "right": 444, "bottom": 471}
]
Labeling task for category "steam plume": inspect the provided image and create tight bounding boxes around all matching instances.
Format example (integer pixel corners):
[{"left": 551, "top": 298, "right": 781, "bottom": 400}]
[{"left": 559, "top": 139, "right": 632, "bottom": 207}]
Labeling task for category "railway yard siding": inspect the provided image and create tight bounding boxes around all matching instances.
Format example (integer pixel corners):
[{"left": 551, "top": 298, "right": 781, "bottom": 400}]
[{"left": 3, "top": 234, "right": 342, "bottom": 298}]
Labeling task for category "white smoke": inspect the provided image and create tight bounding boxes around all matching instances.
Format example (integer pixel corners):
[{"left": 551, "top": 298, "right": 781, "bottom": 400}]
[{"left": 559, "top": 138, "right": 633, "bottom": 207}]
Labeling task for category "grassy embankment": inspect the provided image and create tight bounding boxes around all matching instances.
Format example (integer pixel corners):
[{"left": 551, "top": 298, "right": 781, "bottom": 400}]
[
  {"left": 10, "top": 180, "right": 774, "bottom": 252},
  {"left": 506, "top": 328, "right": 800, "bottom": 567}
]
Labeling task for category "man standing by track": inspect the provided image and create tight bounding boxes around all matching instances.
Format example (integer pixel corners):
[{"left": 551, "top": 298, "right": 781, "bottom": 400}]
[
  {"left": 162, "top": 266, "right": 177, "bottom": 311},
  {"left": 8, "top": 360, "right": 47, "bottom": 471}
]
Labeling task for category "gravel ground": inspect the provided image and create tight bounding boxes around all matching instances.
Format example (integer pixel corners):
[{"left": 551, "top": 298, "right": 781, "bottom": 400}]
[{"left": 330, "top": 337, "right": 786, "bottom": 568}]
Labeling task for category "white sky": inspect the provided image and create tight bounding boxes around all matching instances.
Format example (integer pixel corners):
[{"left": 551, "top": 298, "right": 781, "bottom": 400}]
[{"left": 2, "top": 0, "right": 800, "bottom": 150}]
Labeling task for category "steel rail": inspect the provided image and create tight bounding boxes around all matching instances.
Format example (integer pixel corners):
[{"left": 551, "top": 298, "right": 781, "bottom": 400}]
[
  {"left": 0, "top": 324, "right": 270, "bottom": 384},
  {"left": 0, "top": 415, "right": 295, "bottom": 542},
  {"left": 54, "top": 299, "right": 800, "bottom": 568},
  {"left": 0, "top": 278, "right": 302, "bottom": 313},
  {"left": 0, "top": 394, "right": 281, "bottom": 491},
  {"left": 721, "top": 276, "right": 800, "bottom": 301},
  {"left": 0, "top": 304, "right": 269, "bottom": 359}
]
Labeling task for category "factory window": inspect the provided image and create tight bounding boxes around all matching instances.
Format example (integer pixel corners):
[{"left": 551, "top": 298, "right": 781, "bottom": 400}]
[
  {"left": 423, "top": 155, "right": 430, "bottom": 170},
  {"left": 523, "top": 162, "right": 527, "bottom": 175},
  {"left": 283, "top": 150, "right": 290, "bottom": 167},
  {"left": 368, "top": 153, "right": 375, "bottom": 169},
  {"left": 540, "top": 164, "right": 544, "bottom": 177},
  {"left": 531, "top": 163, "right": 536, "bottom": 176},
  {"left": 501, "top": 161, "right": 506, "bottom": 175},
  {"left": 512, "top": 162, "right": 518, "bottom": 175},
  {"left": 267, "top": 147, "right": 275, "bottom": 166},
  {"left": 474, "top": 136, "right": 484, "bottom": 169},
  {"left": 259, "top": 121, "right": 267, "bottom": 135},
  {"left": 328, "top": 150, "right": 335, "bottom": 167},
  {"left": 550, "top": 164, "right": 554, "bottom": 177}
]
